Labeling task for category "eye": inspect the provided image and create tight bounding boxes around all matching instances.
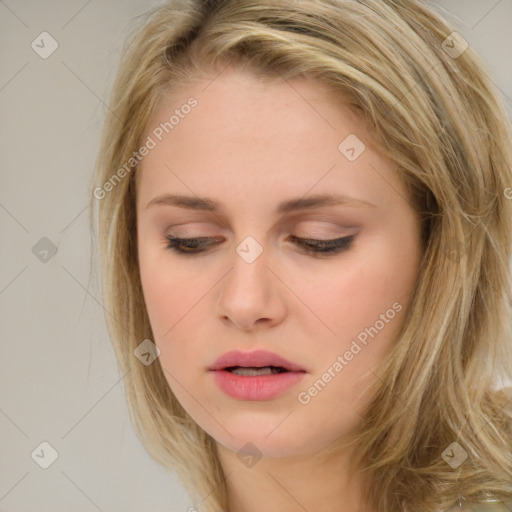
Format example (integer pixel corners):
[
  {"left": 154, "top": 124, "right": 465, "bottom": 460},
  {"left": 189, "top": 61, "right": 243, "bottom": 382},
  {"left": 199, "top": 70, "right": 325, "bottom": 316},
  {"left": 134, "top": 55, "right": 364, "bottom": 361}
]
[
  {"left": 164, "top": 234, "right": 355, "bottom": 256},
  {"left": 287, "top": 234, "right": 355, "bottom": 255},
  {"left": 164, "top": 236, "right": 223, "bottom": 254}
]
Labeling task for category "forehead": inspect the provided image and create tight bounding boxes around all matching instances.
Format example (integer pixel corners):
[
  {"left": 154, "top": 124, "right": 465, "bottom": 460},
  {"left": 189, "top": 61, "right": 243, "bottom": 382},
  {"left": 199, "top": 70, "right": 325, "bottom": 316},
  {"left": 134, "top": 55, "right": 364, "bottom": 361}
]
[
  {"left": 156, "top": 66, "right": 366, "bottom": 133},
  {"left": 135, "top": 66, "right": 403, "bottom": 216},
  {"left": 139, "top": 66, "right": 371, "bottom": 157}
]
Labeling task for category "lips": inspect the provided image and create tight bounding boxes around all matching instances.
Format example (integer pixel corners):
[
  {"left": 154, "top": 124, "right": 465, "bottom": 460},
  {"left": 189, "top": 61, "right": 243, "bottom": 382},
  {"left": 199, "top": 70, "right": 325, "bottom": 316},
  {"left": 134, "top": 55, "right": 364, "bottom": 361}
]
[
  {"left": 209, "top": 349, "right": 306, "bottom": 373},
  {"left": 209, "top": 349, "right": 307, "bottom": 400}
]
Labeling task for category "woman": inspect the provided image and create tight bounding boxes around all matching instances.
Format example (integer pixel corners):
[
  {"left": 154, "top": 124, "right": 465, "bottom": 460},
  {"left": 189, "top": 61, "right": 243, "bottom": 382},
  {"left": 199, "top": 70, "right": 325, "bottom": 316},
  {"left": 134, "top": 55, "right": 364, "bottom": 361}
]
[{"left": 89, "top": 1, "right": 512, "bottom": 510}]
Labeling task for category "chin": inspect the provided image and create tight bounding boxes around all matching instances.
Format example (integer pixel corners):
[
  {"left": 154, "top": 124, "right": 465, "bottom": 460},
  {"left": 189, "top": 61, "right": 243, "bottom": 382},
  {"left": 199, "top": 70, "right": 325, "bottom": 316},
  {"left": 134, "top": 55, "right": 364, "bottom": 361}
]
[{"left": 209, "top": 422, "right": 322, "bottom": 460}]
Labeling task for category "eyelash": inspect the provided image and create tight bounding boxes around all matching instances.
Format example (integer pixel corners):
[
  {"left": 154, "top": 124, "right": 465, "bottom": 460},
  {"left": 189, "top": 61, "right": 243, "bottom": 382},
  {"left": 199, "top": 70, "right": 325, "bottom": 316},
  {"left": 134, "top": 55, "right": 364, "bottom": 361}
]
[{"left": 164, "top": 234, "right": 355, "bottom": 257}]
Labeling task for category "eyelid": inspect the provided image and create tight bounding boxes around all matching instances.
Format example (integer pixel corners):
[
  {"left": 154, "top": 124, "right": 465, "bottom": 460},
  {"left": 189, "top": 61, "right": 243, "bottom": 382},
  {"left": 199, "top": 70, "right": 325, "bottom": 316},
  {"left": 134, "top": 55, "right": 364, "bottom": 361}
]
[
  {"left": 164, "top": 234, "right": 356, "bottom": 257},
  {"left": 164, "top": 215, "right": 359, "bottom": 236}
]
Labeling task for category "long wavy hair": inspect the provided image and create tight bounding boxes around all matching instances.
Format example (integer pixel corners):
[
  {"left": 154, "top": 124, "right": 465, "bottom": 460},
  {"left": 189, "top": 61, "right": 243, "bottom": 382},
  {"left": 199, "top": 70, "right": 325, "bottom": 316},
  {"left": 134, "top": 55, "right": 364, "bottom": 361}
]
[{"left": 88, "top": 1, "right": 512, "bottom": 510}]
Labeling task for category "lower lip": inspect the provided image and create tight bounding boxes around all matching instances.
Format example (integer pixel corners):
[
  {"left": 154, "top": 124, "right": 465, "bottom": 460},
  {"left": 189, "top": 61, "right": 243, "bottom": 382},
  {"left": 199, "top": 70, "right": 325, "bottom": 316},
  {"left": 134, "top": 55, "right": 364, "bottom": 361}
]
[{"left": 211, "top": 370, "right": 306, "bottom": 400}]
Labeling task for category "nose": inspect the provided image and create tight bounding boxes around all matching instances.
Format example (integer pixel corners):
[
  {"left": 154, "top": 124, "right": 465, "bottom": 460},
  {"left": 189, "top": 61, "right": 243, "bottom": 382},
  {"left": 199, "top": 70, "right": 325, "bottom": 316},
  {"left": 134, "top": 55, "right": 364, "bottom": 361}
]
[{"left": 216, "top": 243, "right": 288, "bottom": 331}]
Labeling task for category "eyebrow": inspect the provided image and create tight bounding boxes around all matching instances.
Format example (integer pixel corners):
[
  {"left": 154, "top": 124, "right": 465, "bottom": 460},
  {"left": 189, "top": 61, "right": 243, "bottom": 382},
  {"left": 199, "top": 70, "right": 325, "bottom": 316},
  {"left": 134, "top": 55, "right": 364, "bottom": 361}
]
[{"left": 145, "top": 193, "right": 375, "bottom": 213}]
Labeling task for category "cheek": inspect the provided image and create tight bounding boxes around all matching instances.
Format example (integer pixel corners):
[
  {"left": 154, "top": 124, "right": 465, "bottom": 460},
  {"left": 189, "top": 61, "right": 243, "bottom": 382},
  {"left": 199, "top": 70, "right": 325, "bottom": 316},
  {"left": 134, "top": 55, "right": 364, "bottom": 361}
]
[
  {"left": 138, "top": 241, "right": 204, "bottom": 339},
  {"left": 138, "top": 252, "right": 217, "bottom": 385},
  {"left": 139, "top": 244, "right": 192, "bottom": 344},
  {"left": 141, "top": 271, "right": 199, "bottom": 344},
  {"left": 299, "top": 245, "right": 416, "bottom": 375},
  {"left": 139, "top": 269, "right": 203, "bottom": 395},
  {"left": 307, "top": 258, "right": 408, "bottom": 335}
]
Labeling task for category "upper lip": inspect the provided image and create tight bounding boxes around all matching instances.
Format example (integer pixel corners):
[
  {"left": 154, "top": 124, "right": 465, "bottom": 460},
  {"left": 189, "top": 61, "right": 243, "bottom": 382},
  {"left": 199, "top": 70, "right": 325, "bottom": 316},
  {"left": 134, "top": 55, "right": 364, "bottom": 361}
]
[{"left": 209, "top": 349, "right": 306, "bottom": 372}]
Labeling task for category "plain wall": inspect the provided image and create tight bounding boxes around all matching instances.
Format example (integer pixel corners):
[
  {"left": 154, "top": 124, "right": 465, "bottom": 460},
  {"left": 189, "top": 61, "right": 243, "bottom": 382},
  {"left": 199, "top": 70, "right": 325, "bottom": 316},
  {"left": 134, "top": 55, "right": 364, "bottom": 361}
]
[{"left": 1, "top": 1, "right": 511, "bottom": 511}]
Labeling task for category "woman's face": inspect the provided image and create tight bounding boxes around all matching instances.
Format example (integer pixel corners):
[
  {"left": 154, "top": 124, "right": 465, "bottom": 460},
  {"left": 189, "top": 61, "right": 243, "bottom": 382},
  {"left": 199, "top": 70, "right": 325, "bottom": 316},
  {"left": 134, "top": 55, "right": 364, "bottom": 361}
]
[{"left": 135, "top": 66, "right": 423, "bottom": 458}]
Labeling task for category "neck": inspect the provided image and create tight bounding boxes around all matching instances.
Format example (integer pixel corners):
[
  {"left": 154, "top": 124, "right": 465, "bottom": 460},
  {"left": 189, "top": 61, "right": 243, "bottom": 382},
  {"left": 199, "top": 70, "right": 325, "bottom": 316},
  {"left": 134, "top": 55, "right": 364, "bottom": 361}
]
[{"left": 216, "top": 439, "right": 372, "bottom": 512}]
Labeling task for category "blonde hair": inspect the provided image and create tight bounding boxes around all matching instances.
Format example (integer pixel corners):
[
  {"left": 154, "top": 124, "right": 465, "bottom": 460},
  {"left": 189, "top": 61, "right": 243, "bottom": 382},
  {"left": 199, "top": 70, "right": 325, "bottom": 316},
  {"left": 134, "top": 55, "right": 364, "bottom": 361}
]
[{"left": 88, "top": 1, "right": 512, "bottom": 510}]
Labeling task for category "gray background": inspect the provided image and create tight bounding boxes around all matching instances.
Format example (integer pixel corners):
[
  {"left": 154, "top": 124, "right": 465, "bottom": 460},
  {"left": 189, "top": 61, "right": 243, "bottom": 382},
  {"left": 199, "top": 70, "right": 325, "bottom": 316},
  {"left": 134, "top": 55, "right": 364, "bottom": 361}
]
[{"left": 1, "top": 1, "right": 511, "bottom": 511}]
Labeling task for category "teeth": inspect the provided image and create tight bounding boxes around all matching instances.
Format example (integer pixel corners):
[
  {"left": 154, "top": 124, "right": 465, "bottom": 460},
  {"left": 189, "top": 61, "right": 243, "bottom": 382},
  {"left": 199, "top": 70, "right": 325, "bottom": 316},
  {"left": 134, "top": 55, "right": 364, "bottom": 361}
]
[{"left": 228, "top": 366, "right": 285, "bottom": 376}]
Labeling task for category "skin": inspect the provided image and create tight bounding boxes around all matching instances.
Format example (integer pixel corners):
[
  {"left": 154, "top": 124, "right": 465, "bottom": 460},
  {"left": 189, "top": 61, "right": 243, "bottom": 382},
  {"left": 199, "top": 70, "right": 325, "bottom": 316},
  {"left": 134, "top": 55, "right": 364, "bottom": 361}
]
[{"left": 135, "top": 65, "right": 423, "bottom": 512}]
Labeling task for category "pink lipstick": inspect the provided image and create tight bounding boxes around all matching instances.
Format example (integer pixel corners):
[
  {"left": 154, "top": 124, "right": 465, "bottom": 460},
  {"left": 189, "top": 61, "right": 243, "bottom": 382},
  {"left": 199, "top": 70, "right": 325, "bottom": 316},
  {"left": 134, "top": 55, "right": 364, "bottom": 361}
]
[{"left": 209, "top": 349, "right": 306, "bottom": 400}]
